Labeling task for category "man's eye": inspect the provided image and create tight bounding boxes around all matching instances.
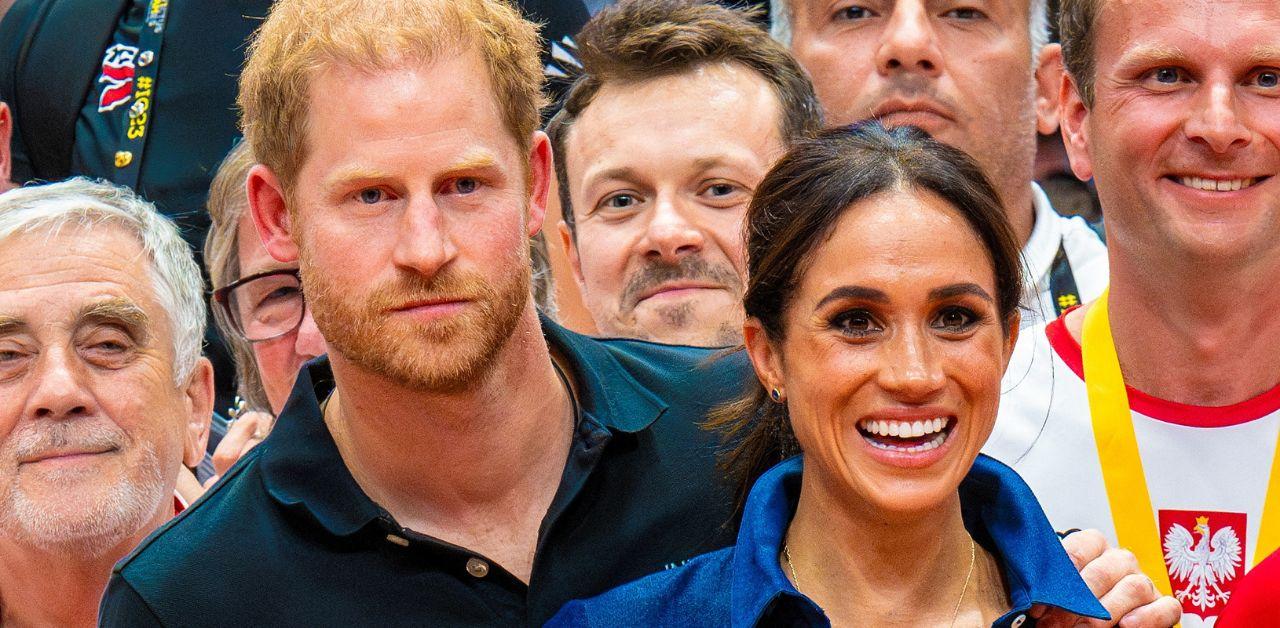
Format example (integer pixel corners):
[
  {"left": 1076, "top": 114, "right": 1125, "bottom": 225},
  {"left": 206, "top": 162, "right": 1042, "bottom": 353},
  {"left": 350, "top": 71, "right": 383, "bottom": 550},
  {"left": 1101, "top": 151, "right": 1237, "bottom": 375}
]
[
  {"left": 943, "top": 7, "right": 986, "bottom": 20},
  {"left": 454, "top": 178, "right": 479, "bottom": 195},
  {"left": 835, "top": 6, "right": 874, "bottom": 20},
  {"left": 831, "top": 309, "right": 881, "bottom": 336},
  {"left": 707, "top": 184, "right": 736, "bottom": 197},
  {"left": 357, "top": 188, "right": 384, "bottom": 204},
  {"left": 1255, "top": 70, "right": 1279, "bottom": 89},
  {"left": 1151, "top": 67, "right": 1183, "bottom": 84},
  {"left": 601, "top": 194, "right": 639, "bottom": 210}
]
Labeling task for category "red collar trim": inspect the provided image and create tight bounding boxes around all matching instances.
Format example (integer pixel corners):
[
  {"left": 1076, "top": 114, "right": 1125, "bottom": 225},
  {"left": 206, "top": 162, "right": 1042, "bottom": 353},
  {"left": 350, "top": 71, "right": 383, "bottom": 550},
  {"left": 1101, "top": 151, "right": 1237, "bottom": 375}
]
[
  {"left": 1045, "top": 313, "right": 1280, "bottom": 427},
  {"left": 174, "top": 492, "right": 187, "bottom": 515}
]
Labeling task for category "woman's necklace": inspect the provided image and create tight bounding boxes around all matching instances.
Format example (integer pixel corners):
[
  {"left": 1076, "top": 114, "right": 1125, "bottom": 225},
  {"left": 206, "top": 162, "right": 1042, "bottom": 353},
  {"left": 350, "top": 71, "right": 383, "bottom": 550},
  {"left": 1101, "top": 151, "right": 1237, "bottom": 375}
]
[{"left": 782, "top": 536, "right": 977, "bottom": 627}]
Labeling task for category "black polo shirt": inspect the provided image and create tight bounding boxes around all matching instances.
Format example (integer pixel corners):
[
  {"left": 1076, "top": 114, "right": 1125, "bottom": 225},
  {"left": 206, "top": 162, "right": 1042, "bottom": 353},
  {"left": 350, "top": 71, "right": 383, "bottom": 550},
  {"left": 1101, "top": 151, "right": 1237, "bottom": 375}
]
[{"left": 99, "top": 318, "right": 751, "bottom": 626}]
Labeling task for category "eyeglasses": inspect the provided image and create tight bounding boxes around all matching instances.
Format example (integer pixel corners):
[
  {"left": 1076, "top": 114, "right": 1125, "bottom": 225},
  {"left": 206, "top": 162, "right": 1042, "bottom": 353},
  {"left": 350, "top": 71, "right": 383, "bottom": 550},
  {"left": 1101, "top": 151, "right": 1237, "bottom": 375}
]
[{"left": 213, "top": 269, "right": 306, "bottom": 343}]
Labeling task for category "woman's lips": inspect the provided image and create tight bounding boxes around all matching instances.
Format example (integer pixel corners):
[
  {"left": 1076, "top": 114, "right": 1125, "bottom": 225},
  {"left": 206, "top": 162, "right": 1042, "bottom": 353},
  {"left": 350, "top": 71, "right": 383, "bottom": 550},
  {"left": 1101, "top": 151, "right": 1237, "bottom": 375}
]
[{"left": 855, "top": 416, "right": 956, "bottom": 468}]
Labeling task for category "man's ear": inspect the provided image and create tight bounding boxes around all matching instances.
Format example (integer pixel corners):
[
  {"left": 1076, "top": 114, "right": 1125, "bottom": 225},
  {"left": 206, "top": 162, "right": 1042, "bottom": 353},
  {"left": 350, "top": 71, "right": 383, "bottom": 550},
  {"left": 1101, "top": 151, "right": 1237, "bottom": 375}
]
[
  {"left": 1059, "top": 72, "right": 1095, "bottom": 181},
  {"left": 181, "top": 357, "right": 215, "bottom": 468},
  {"left": 743, "top": 318, "right": 785, "bottom": 400},
  {"left": 526, "top": 131, "right": 553, "bottom": 238},
  {"left": 247, "top": 164, "right": 300, "bottom": 263},
  {"left": 1035, "top": 44, "right": 1064, "bottom": 135},
  {"left": 0, "top": 102, "right": 13, "bottom": 187},
  {"left": 559, "top": 220, "right": 587, "bottom": 288}
]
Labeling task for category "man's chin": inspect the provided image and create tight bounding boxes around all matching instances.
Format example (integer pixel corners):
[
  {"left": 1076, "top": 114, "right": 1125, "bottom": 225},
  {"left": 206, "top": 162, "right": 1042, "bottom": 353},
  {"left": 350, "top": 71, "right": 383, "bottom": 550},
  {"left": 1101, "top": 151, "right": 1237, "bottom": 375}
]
[{"left": 620, "top": 306, "right": 744, "bottom": 347}]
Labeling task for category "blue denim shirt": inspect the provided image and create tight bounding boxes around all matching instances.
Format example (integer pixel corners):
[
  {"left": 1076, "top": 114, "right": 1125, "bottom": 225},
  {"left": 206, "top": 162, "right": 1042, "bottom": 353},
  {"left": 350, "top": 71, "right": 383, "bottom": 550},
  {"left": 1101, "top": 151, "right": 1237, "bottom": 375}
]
[{"left": 549, "top": 454, "right": 1108, "bottom": 627}]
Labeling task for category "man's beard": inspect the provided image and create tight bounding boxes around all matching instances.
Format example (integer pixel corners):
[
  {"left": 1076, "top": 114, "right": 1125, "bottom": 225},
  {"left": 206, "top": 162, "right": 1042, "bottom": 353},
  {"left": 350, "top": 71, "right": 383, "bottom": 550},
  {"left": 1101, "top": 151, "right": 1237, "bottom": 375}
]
[
  {"left": 303, "top": 243, "right": 531, "bottom": 394},
  {"left": 0, "top": 419, "right": 168, "bottom": 558},
  {"left": 615, "top": 255, "right": 744, "bottom": 346}
]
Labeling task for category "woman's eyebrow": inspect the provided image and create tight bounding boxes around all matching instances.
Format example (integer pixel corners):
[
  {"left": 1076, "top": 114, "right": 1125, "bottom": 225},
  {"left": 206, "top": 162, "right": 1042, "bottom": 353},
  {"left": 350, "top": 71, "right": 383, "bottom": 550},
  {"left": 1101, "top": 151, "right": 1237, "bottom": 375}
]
[
  {"left": 929, "top": 283, "right": 993, "bottom": 303},
  {"left": 814, "top": 285, "right": 889, "bottom": 310}
]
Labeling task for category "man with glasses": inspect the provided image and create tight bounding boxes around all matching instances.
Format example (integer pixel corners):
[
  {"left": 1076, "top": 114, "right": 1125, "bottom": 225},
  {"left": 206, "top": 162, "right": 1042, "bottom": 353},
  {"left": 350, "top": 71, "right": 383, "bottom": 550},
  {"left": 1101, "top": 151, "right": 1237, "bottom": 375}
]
[{"left": 199, "top": 141, "right": 326, "bottom": 483}]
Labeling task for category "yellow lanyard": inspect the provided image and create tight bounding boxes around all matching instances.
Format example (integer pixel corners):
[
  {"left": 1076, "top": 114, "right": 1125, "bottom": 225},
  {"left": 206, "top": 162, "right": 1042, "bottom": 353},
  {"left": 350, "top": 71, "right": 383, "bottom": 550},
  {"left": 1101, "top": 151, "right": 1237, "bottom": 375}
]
[{"left": 1082, "top": 289, "right": 1280, "bottom": 603}]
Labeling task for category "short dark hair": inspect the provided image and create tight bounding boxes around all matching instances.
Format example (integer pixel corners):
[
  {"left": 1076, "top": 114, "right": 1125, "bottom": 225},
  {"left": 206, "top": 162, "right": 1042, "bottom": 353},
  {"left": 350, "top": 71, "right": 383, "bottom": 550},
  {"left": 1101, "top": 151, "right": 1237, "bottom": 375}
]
[
  {"left": 546, "top": 0, "right": 824, "bottom": 238},
  {"left": 1059, "top": 0, "right": 1100, "bottom": 106},
  {"left": 707, "top": 122, "right": 1025, "bottom": 512}
]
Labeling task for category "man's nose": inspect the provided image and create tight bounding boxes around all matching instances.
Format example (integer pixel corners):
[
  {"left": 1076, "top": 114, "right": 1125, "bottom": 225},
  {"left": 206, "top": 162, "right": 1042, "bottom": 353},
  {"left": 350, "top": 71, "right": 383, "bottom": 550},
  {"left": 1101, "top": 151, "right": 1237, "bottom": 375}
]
[
  {"left": 25, "top": 346, "right": 95, "bottom": 421},
  {"left": 391, "top": 195, "right": 458, "bottom": 276},
  {"left": 1184, "top": 81, "right": 1252, "bottom": 154},
  {"left": 640, "top": 195, "right": 705, "bottom": 264},
  {"left": 875, "top": 2, "right": 944, "bottom": 78}
]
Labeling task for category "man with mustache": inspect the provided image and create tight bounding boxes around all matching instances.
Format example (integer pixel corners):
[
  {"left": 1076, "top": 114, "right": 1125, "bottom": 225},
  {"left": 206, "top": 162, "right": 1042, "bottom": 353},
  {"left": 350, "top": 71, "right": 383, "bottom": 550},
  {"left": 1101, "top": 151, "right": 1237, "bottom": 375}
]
[
  {"left": 0, "top": 179, "right": 213, "bottom": 626},
  {"left": 772, "top": 0, "right": 1109, "bottom": 327},
  {"left": 549, "top": 0, "right": 823, "bottom": 346}
]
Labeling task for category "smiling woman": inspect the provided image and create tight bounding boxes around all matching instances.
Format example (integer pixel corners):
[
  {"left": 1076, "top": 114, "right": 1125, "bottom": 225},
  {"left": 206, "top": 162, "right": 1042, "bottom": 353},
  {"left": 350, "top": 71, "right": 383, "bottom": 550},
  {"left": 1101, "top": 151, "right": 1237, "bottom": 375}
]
[{"left": 547, "top": 123, "right": 1110, "bottom": 627}]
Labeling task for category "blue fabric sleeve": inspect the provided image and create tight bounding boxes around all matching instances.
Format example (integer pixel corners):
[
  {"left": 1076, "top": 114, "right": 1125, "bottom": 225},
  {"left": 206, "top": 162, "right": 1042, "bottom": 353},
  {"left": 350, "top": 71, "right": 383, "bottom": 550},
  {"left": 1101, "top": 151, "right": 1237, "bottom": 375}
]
[{"left": 544, "top": 599, "right": 591, "bottom": 627}]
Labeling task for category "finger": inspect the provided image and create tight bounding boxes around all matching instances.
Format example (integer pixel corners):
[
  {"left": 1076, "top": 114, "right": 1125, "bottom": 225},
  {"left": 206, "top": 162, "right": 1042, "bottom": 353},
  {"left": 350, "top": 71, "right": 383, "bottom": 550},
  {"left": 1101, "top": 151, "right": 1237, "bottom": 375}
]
[
  {"left": 1097, "top": 574, "right": 1163, "bottom": 627},
  {"left": 211, "top": 413, "right": 263, "bottom": 475},
  {"left": 1061, "top": 529, "right": 1110, "bottom": 571},
  {"left": 1116, "top": 595, "right": 1180, "bottom": 628},
  {"left": 1077, "top": 547, "right": 1141, "bottom": 601},
  {"left": 241, "top": 410, "right": 275, "bottom": 440}
]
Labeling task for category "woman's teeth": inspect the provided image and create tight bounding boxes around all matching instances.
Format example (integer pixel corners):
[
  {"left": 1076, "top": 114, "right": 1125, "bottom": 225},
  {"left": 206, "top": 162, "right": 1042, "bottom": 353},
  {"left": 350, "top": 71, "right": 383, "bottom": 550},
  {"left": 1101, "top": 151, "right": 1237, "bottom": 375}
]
[
  {"left": 861, "top": 417, "right": 948, "bottom": 438},
  {"left": 867, "top": 430, "right": 947, "bottom": 453},
  {"left": 857, "top": 417, "right": 953, "bottom": 454}
]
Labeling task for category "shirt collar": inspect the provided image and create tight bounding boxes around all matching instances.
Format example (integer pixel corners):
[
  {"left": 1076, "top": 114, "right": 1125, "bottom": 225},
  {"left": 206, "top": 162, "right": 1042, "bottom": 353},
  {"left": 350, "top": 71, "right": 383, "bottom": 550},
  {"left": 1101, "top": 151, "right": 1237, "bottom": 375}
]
[
  {"left": 258, "top": 315, "right": 670, "bottom": 538},
  {"left": 539, "top": 314, "right": 669, "bottom": 434},
  {"left": 1022, "top": 182, "right": 1064, "bottom": 289},
  {"left": 729, "top": 454, "right": 1109, "bottom": 627},
  {"left": 258, "top": 356, "right": 385, "bottom": 538}
]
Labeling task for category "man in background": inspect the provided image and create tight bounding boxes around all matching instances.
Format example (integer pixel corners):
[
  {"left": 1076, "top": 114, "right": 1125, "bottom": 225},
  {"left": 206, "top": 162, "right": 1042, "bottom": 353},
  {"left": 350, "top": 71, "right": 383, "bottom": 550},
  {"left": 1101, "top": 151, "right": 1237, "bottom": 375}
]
[
  {"left": 989, "top": 0, "right": 1280, "bottom": 624},
  {"left": 772, "top": 0, "right": 1108, "bottom": 327},
  {"left": 549, "top": 0, "right": 822, "bottom": 346},
  {"left": 0, "top": 179, "right": 213, "bottom": 626}
]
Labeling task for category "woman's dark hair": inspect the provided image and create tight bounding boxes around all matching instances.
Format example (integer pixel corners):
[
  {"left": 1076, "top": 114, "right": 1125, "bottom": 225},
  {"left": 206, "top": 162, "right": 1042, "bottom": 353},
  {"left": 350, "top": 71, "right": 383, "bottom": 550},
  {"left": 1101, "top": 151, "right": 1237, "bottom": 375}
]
[{"left": 708, "top": 122, "right": 1024, "bottom": 511}]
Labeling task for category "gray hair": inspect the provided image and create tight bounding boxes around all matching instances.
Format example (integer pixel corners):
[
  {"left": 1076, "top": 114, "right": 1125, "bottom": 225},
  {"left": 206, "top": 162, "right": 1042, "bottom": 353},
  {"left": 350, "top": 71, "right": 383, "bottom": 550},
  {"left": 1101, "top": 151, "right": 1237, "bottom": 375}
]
[
  {"left": 0, "top": 179, "right": 206, "bottom": 385},
  {"left": 770, "top": 0, "right": 1050, "bottom": 63}
]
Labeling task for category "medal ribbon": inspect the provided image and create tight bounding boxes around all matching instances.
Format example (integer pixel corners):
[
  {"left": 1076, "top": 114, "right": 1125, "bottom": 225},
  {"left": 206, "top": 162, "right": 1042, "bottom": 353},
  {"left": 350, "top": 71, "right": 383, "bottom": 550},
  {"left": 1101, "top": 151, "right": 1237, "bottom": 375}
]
[{"left": 1083, "top": 289, "right": 1280, "bottom": 605}]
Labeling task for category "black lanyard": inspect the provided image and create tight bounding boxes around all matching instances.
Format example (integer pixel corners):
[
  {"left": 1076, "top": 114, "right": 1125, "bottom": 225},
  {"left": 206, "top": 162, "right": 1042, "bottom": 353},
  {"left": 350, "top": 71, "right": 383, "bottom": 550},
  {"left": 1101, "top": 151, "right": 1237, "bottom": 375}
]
[
  {"left": 1049, "top": 239, "right": 1081, "bottom": 317},
  {"left": 111, "top": 0, "right": 169, "bottom": 189}
]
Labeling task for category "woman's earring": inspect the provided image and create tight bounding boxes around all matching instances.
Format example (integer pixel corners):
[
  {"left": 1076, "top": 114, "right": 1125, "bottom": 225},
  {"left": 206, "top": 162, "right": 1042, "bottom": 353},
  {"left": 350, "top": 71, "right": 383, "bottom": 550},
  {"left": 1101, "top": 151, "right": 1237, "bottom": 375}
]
[{"left": 770, "top": 388, "right": 784, "bottom": 403}]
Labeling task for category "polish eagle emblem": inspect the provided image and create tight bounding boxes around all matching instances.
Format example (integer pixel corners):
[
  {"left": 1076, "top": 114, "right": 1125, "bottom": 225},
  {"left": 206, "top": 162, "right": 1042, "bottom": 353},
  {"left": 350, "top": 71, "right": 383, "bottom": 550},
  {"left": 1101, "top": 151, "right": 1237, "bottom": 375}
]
[{"left": 1163, "top": 516, "right": 1243, "bottom": 612}]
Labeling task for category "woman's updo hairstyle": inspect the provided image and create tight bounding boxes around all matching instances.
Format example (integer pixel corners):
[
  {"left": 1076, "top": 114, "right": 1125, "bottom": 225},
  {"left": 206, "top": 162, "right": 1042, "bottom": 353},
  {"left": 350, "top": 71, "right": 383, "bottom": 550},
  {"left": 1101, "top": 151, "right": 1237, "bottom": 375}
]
[{"left": 709, "top": 121, "right": 1024, "bottom": 510}]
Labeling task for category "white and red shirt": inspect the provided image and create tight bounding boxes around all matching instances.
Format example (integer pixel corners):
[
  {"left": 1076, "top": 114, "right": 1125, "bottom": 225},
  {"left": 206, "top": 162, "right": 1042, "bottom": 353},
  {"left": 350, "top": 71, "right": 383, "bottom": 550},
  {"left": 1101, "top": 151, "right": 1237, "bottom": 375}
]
[{"left": 986, "top": 316, "right": 1280, "bottom": 627}]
